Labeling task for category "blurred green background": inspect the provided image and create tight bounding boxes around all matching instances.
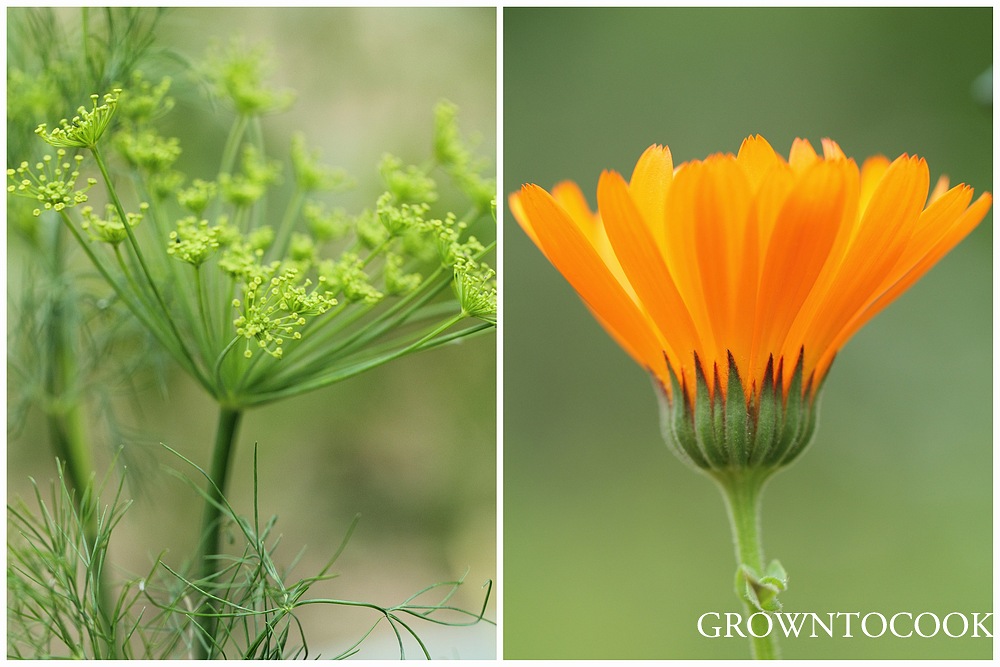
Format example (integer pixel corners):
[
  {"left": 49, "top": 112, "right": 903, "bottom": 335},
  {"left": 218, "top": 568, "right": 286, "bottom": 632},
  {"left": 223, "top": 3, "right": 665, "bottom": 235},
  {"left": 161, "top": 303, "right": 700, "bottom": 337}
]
[
  {"left": 7, "top": 7, "right": 495, "bottom": 658},
  {"left": 504, "top": 7, "right": 991, "bottom": 660}
]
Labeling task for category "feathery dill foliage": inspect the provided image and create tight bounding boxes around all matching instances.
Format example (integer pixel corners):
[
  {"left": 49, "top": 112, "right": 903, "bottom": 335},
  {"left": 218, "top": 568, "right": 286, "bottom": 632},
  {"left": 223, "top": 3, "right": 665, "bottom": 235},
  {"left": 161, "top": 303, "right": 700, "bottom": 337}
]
[
  {"left": 8, "top": 28, "right": 496, "bottom": 660},
  {"left": 8, "top": 453, "right": 492, "bottom": 659},
  {"left": 6, "top": 6, "right": 176, "bottom": 522}
]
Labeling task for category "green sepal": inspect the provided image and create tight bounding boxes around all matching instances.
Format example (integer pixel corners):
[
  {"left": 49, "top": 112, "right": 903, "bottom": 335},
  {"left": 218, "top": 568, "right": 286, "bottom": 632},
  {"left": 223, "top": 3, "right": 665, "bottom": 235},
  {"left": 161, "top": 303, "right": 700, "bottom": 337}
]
[
  {"left": 657, "top": 349, "right": 820, "bottom": 475},
  {"left": 736, "top": 560, "right": 787, "bottom": 612},
  {"left": 655, "top": 364, "right": 708, "bottom": 469},
  {"left": 725, "top": 351, "right": 749, "bottom": 465},
  {"left": 766, "top": 349, "right": 804, "bottom": 467},
  {"left": 748, "top": 355, "right": 778, "bottom": 466},
  {"left": 694, "top": 353, "right": 726, "bottom": 467}
]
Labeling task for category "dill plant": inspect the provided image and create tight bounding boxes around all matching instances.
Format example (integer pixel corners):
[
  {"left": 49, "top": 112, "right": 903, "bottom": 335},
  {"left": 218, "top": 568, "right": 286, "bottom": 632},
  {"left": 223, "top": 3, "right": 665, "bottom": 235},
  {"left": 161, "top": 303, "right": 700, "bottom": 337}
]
[{"left": 8, "top": 13, "right": 495, "bottom": 659}]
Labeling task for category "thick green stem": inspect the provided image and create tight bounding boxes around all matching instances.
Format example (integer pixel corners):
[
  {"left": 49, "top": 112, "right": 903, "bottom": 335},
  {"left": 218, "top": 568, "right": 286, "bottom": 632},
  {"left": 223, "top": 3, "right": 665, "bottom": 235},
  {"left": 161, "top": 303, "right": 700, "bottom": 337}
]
[
  {"left": 194, "top": 406, "right": 243, "bottom": 659},
  {"left": 713, "top": 469, "right": 780, "bottom": 660}
]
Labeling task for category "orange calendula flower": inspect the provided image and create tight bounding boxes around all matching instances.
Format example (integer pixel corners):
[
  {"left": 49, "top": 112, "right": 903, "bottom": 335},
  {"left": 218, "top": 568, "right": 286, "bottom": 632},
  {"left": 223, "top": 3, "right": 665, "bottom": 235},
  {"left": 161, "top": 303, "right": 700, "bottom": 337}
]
[{"left": 510, "top": 136, "right": 991, "bottom": 471}]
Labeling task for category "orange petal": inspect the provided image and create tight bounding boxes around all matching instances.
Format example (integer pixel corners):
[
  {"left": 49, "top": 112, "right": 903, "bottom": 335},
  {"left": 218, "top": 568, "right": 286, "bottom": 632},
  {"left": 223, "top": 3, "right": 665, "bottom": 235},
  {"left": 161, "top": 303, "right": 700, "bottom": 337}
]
[
  {"left": 796, "top": 155, "right": 929, "bottom": 374},
  {"left": 788, "top": 138, "right": 819, "bottom": 172},
  {"left": 628, "top": 144, "right": 674, "bottom": 255},
  {"left": 752, "top": 159, "right": 850, "bottom": 385},
  {"left": 689, "top": 155, "right": 756, "bottom": 377},
  {"left": 858, "top": 155, "right": 891, "bottom": 215},
  {"left": 737, "top": 134, "right": 783, "bottom": 192},
  {"left": 597, "top": 170, "right": 700, "bottom": 373},
  {"left": 821, "top": 138, "right": 846, "bottom": 160},
  {"left": 515, "top": 184, "right": 666, "bottom": 377},
  {"left": 823, "top": 188, "right": 992, "bottom": 366}
]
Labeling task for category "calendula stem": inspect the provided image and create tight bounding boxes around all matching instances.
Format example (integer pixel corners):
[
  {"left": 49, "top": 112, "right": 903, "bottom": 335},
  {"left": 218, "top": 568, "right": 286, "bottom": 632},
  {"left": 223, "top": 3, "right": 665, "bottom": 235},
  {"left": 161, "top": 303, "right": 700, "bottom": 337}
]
[
  {"left": 713, "top": 469, "right": 780, "bottom": 660},
  {"left": 194, "top": 406, "right": 243, "bottom": 660}
]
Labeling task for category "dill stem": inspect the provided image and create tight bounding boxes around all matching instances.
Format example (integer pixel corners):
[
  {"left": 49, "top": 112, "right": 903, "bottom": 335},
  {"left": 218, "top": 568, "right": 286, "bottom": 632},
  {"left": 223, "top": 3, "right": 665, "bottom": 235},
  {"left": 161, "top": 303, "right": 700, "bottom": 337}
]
[
  {"left": 195, "top": 265, "right": 215, "bottom": 352},
  {"left": 91, "top": 145, "right": 209, "bottom": 387},
  {"left": 219, "top": 114, "right": 250, "bottom": 178},
  {"left": 45, "top": 223, "right": 117, "bottom": 645},
  {"left": 270, "top": 187, "right": 305, "bottom": 261},
  {"left": 194, "top": 406, "right": 243, "bottom": 659}
]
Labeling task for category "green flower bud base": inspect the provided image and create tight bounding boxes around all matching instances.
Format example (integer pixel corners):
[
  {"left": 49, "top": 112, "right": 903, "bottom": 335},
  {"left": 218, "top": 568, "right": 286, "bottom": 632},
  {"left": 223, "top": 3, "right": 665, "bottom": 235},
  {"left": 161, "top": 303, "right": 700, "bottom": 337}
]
[{"left": 656, "top": 349, "right": 823, "bottom": 659}]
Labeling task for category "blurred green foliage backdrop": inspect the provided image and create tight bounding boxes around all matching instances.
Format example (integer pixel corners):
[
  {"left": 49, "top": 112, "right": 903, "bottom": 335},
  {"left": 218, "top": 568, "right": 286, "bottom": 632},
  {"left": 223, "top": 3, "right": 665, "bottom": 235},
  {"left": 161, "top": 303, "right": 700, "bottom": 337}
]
[
  {"left": 504, "top": 7, "right": 991, "bottom": 660},
  {"left": 8, "top": 7, "right": 495, "bottom": 658}
]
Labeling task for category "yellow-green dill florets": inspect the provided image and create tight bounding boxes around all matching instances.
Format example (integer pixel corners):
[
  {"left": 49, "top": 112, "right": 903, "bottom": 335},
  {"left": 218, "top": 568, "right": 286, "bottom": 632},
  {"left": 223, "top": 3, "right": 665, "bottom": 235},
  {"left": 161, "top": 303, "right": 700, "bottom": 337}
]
[
  {"left": 117, "top": 74, "right": 175, "bottom": 125},
  {"left": 303, "top": 201, "right": 351, "bottom": 242},
  {"left": 205, "top": 41, "right": 295, "bottom": 116},
  {"left": 220, "top": 145, "right": 281, "bottom": 207},
  {"left": 288, "top": 232, "right": 317, "bottom": 266},
  {"left": 355, "top": 209, "right": 389, "bottom": 250},
  {"left": 379, "top": 154, "right": 437, "bottom": 204},
  {"left": 80, "top": 202, "right": 147, "bottom": 245},
  {"left": 167, "top": 216, "right": 220, "bottom": 265},
  {"left": 383, "top": 252, "right": 422, "bottom": 296},
  {"left": 454, "top": 262, "right": 497, "bottom": 324},
  {"left": 219, "top": 239, "right": 266, "bottom": 279},
  {"left": 290, "top": 132, "right": 351, "bottom": 193},
  {"left": 35, "top": 90, "right": 122, "bottom": 149},
  {"left": 376, "top": 192, "right": 430, "bottom": 237},
  {"left": 415, "top": 213, "right": 483, "bottom": 268},
  {"left": 318, "top": 254, "right": 384, "bottom": 304},
  {"left": 453, "top": 170, "right": 497, "bottom": 216},
  {"left": 178, "top": 179, "right": 218, "bottom": 215},
  {"left": 147, "top": 169, "right": 185, "bottom": 200},
  {"left": 115, "top": 128, "right": 181, "bottom": 173},
  {"left": 432, "top": 100, "right": 468, "bottom": 169},
  {"left": 232, "top": 267, "right": 336, "bottom": 358},
  {"left": 7, "top": 151, "right": 95, "bottom": 215},
  {"left": 248, "top": 226, "right": 275, "bottom": 252}
]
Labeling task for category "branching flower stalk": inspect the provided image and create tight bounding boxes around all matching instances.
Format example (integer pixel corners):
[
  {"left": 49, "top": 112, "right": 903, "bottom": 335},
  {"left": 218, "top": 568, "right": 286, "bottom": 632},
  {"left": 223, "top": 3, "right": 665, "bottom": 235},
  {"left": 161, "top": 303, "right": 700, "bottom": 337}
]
[{"left": 12, "top": 54, "right": 496, "bottom": 657}]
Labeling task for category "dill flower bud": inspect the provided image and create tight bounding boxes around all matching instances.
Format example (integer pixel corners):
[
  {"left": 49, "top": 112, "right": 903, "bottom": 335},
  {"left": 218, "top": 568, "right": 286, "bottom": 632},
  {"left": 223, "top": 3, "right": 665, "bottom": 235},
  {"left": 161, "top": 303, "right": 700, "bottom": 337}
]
[
  {"left": 35, "top": 90, "right": 122, "bottom": 149},
  {"left": 148, "top": 170, "right": 185, "bottom": 201},
  {"left": 303, "top": 201, "right": 351, "bottom": 242},
  {"left": 115, "top": 128, "right": 181, "bottom": 173},
  {"left": 219, "top": 241, "right": 265, "bottom": 279},
  {"left": 80, "top": 202, "right": 147, "bottom": 245},
  {"left": 117, "top": 74, "right": 175, "bottom": 125},
  {"left": 379, "top": 154, "right": 437, "bottom": 204},
  {"left": 432, "top": 100, "right": 469, "bottom": 168},
  {"left": 376, "top": 192, "right": 430, "bottom": 237},
  {"left": 355, "top": 210, "right": 389, "bottom": 249},
  {"left": 220, "top": 145, "right": 280, "bottom": 207},
  {"left": 7, "top": 151, "right": 96, "bottom": 215},
  {"left": 232, "top": 267, "right": 336, "bottom": 359},
  {"left": 383, "top": 252, "right": 422, "bottom": 295},
  {"left": 205, "top": 40, "right": 295, "bottom": 116},
  {"left": 453, "top": 170, "right": 497, "bottom": 216},
  {"left": 248, "top": 226, "right": 276, "bottom": 252},
  {"left": 288, "top": 232, "right": 317, "bottom": 267},
  {"left": 318, "top": 254, "right": 384, "bottom": 304},
  {"left": 290, "top": 132, "right": 351, "bottom": 192},
  {"left": 167, "top": 216, "right": 221, "bottom": 266},
  {"left": 177, "top": 179, "right": 218, "bottom": 215},
  {"left": 454, "top": 263, "right": 497, "bottom": 324}
]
